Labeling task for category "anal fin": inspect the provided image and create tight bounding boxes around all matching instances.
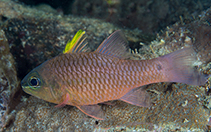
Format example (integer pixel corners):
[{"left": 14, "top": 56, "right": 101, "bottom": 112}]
[
  {"left": 120, "top": 88, "right": 151, "bottom": 107},
  {"left": 76, "top": 105, "right": 105, "bottom": 120}
]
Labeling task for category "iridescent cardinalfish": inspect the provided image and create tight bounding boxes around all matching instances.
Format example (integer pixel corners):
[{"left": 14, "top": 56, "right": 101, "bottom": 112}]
[{"left": 21, "top": 30, "right": 209, "bottom": 120}]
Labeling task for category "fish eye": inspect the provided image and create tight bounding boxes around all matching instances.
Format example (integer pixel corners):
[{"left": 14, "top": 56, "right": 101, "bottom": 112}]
[{"left": 29, "top": 76, "right": 40, "bottom": 87}]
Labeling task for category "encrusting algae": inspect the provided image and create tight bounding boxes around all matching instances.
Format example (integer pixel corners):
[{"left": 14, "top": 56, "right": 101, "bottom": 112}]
[{"left": 21, "top": 29, "right": 209, "bottom": 120}]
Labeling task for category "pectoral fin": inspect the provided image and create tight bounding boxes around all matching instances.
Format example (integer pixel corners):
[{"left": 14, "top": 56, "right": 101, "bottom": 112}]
[
  {"left": 55, "top": 93, "right": 70, "bottom": 108},
  {"left": 120, "top": 88, "right": 151, "bottom": 107},
  {"left": 76, "top": 105, "right": 105, "bottom": 120}
]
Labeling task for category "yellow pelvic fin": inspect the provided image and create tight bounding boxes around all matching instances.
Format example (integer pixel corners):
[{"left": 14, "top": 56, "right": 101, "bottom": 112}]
[{"left": 63, "top": 29, "right": 88, "bottom": 53}]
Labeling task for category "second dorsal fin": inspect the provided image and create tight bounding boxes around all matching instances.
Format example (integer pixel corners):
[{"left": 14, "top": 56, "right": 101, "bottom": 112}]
[{"left": 95, "top": 30, "right": 130, "bottom": 59}]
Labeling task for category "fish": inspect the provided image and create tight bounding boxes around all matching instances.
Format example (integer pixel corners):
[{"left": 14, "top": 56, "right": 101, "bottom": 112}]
[{"left": 21, "top": 29, "right": 209, "bottom": 120}]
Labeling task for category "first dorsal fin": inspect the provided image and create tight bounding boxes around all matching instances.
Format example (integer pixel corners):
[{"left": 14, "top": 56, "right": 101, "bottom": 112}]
[
  {"left": 95, "top": 30, "right": 130, "bottom": 59},
  {"left": 63, "top": 29, "right": 89, "bottom": 53}
]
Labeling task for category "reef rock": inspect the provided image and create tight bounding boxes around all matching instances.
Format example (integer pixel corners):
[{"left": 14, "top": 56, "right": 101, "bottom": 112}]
[{"left": 0, "top": 30, "right": 19, "bottom": 131}]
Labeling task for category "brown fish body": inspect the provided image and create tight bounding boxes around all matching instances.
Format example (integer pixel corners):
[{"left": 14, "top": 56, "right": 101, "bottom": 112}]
[
  {"left": 39, "top": 52, "right": 164, "bottom": 106},
  {"left": 21, "top": 30, "right": 209, "bottom": 120}
]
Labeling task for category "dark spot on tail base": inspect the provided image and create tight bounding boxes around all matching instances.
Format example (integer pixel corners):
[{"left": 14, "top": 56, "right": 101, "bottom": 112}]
[{"left": 157, "top": 64, "right": 162, "bottom": 70}]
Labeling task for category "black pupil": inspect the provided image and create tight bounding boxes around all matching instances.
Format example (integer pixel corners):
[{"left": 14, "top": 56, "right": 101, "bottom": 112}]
[{"left": 31, "top": 78, "right": 38, "bottom": 86}]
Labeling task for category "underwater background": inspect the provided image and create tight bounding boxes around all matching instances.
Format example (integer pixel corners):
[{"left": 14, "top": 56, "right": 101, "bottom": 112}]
[{"left": 0, "top": 0, "right": 211, "bottom": 131}]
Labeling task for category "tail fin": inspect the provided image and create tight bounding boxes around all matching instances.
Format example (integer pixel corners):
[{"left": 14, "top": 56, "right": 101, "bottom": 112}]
[{"left": 160, "top": 48, "right": 209, "bottom": 86}]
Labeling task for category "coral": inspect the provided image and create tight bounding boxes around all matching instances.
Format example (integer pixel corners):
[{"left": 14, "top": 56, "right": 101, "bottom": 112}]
[{"left": 0, "top": 30, "right": 19, "bottom": 131}]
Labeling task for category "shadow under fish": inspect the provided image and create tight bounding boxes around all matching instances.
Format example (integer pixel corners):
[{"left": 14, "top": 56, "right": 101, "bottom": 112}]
[{"left": 21, "top": 30, "right": 210, "bottom": 120}]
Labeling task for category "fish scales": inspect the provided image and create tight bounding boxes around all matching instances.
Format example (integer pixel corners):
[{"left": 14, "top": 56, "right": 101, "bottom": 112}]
[
  {"left": 21, "top": 30, "right": 209, "bottom": 120},
  {"left": 42, "top": 52, "right": 164, "bottom": 105}
]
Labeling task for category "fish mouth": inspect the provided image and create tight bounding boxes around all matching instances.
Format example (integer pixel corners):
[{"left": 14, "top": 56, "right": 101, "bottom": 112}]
[
  {"left": 21, "top": 80, "right": 33, "bottom": 93},
  {"left": 21, "top": 74, "right": 30, "bottom": 88},
  {"left": 21, "top": 80, "right": 25, "bottom": 87},
  {"left": 21, "top": 80, "right": 27, "bottom": 89},
  {"left": 21, "top": 84, "right": 30, "bottom": 93}
]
